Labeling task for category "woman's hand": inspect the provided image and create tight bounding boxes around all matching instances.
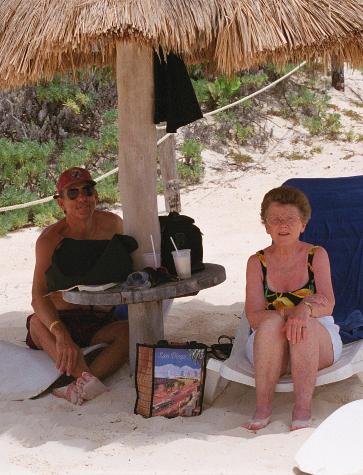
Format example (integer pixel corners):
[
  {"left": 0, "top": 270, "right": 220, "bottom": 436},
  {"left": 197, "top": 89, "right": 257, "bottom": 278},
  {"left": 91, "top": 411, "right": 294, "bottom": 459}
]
[
  {"left": 283, "top": 304, "right": 309, "bottom": 344},
  {"left": 303, "top": 293, "right": 328, "bottom": 306}
]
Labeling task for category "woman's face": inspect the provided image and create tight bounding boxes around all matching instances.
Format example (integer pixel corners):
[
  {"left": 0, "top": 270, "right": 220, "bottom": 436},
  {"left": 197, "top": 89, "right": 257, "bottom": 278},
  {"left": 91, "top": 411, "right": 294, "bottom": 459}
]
[{"left": 264, "top": 202, "right": 306, "bottom": 244}]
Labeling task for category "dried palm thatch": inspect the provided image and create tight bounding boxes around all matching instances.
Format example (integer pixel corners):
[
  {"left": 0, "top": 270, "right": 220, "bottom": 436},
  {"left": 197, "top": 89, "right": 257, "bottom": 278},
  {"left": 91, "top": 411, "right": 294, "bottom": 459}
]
[
  {"left": 216, "top": 0, "right": 363, "bottom": 74},
  {"left": 0, "top": 0, "right": 363, "bottom": 89}
]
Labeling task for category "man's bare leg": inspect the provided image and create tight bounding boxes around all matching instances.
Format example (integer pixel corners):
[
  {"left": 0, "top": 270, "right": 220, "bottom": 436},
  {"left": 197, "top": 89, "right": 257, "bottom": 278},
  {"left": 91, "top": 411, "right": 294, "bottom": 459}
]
[
  {"left": 73, "top": 320, "right": 129, "bottom": 401},
  {"left": 89, "top": 320, "right": 129, "bottom": 378},
  {"left": 30, "top": 317, "right": 128, "bottom": 404},
  {"left": 29, "top": 314, "right": 89, "bottom": 377}
]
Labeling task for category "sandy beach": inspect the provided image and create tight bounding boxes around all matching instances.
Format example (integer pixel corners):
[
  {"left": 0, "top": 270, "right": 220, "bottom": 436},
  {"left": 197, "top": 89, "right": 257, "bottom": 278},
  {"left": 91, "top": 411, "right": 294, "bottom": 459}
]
[{"left": 0, "top": 69, "right": 363, "bottom": 474}]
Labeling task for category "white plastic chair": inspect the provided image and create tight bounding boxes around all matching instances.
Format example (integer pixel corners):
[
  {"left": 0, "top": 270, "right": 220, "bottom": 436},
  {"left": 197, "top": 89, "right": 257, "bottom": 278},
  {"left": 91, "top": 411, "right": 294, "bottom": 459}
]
[{"left": 204, "top": 315, "right": 363, "bottom": 403}]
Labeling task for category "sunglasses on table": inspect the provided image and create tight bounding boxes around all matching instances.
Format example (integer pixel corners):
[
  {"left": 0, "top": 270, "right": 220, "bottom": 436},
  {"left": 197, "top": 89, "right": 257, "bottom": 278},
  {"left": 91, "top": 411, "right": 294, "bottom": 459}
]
[{"left": 55, "top": 184, "right": 96, "bottom": 200}]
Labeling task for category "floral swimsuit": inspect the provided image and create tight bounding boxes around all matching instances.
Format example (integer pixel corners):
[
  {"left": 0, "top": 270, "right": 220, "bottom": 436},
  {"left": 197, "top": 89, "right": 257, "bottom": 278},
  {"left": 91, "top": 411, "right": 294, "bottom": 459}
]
[{"left": 256, "top": 246, "right": 319, "bottom": 313}]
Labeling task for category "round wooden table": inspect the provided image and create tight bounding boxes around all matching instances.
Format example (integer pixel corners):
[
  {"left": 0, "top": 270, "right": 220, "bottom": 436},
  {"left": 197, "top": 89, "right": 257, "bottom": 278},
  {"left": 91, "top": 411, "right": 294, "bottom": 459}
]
[{"left": 63, "top": 263, "right": 226, "bottom": 372}]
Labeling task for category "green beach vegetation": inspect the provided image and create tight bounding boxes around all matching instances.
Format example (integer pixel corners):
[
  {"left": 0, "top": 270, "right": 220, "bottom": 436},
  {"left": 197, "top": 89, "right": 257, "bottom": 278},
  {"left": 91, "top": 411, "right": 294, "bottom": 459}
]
[{"left": 0, "top": 64, "right": 361, "bottom": 235}]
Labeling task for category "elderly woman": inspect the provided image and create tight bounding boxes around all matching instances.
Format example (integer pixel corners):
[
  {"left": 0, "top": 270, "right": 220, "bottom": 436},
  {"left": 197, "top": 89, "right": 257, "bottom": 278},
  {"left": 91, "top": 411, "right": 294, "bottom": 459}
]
[{"left": 243, "top": 186, "right": 342, "bottom": 431}]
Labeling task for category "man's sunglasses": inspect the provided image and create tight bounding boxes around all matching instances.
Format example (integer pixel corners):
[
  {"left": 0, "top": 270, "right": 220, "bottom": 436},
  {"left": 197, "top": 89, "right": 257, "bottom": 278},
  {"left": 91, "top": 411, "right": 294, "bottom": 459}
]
[{"left": 54, "top": 184, "right": 96, "bottom": 200}]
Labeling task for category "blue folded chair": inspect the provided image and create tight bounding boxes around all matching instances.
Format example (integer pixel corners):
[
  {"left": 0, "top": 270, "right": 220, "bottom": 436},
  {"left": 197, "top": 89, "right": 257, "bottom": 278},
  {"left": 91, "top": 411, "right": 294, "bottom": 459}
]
[
  {"left": 285, "top": 175, "right": 363, "bottom": 343},
  {"left": 205, "top": 176, "right": 363, "bottom": 401}
]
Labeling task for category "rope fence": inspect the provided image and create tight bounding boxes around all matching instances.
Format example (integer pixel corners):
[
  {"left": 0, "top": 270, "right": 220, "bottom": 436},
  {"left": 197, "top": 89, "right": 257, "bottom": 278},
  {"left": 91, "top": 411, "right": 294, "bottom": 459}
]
[{"left": 0, "top": 61, "right": 306, "bottom": 213}]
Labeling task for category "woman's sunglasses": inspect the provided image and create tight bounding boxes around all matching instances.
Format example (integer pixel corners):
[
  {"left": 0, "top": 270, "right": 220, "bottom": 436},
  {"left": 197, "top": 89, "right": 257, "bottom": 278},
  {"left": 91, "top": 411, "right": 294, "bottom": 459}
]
[{"left": 55, "top": 184, "right": 96, "bottom": 200}]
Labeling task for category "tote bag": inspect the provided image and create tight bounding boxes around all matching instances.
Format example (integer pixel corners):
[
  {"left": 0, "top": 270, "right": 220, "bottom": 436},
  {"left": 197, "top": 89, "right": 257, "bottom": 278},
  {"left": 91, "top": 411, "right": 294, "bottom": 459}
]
[{"left": 134, "top": 341, "right": 207, "bottom": 418}]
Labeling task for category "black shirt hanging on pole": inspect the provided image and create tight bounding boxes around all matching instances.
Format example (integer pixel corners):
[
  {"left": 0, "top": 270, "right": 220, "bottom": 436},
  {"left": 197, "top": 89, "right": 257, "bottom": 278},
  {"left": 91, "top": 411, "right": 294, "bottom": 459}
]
[{"left": 154, "top": 51, "right": 203, "bottom": 133}]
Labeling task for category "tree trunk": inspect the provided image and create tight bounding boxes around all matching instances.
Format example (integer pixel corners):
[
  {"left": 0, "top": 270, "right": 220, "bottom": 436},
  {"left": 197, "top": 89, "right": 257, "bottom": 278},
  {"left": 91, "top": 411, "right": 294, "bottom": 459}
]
[{"left": 331, "top": 55, "right": 344, "bottom": 92}]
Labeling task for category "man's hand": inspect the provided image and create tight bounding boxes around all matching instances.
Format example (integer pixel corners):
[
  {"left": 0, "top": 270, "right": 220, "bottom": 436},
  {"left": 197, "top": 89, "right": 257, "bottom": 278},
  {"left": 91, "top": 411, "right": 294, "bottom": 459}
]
[
  {"left": 283, "top": 305, "right": 309, "bottom": 344},
  {"left": 52, "top": 325, "right": 80, "bottom": 376}
]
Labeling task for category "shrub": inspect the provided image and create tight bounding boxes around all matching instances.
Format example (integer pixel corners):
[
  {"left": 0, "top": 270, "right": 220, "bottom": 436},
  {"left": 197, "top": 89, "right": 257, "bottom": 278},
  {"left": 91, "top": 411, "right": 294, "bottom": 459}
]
[
  {"left": 208, "top": 76, "right": 241, "bottom": 107},
  {"left": 324, "top": 113, "right": 342, "bottom": 139},
  {"left": 310, "top": 145, "right": 322, "bottom": 154},
  {"left": 191, "top": 79, "right": 210, "bottom": 104},
  {"left": 287, "top": 87, "right": 330, "bottom": 116},
  {"left": 343, "top": 109, "right": 362, "bottom": 121},
  {"left": 37, "top": 76, "right": 94, "bottom": 113},
  {"left": 33, "top": 202, "right": 62, "bottom": 228},
  {"left": 0, "top": 139, "right": 54, "bottom": 193},
  {"left": 178, "top": 139, "right": 204, "bottom": 184},
  {"left": 303, "top": 113, "right": 341, "bottom": 138},
  {"left": 239, "top": 72, "right": 268, "bottom": 88},
  {"left": 36, "top": 75, "right": 79, "bottom": 103},
  {"left": 234, "top": 124, "right": 254, "bottom": 144},
  {"left": 303, "top": 117, "right": 324, "bottom": 135},
  {"left": 96, "top": 177, "right": 120, "bottom": 203},
  {"left": 344, "top": 130, "right": 355, "bottom": 142},
  {"left": 0, "top": 209, "right": 29, "bottom": 236},
  {"left": 100, "top": 110, "right": 118, "bottom": 152},
  {"left": 230, "top": 153, "right": 253, "bottom": 163}
]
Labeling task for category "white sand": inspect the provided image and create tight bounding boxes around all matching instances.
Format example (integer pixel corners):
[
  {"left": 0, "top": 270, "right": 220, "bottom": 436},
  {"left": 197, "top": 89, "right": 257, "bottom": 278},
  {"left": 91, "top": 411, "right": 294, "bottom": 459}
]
[{"left": 1, "top": 69, "right": 363, "bottom": 474}]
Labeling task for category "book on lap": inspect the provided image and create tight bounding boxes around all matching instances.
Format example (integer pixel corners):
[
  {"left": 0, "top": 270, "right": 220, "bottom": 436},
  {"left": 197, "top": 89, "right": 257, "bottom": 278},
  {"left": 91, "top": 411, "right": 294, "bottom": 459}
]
[{"left": 44, "top": 282, "right": 118, "bottom": 296}]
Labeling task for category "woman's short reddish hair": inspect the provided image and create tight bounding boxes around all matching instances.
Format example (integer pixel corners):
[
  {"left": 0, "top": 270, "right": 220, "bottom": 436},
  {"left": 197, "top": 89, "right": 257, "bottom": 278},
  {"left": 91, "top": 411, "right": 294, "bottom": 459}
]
[{"left": 260, "top": 186, "right": 311, "bottom": 224}]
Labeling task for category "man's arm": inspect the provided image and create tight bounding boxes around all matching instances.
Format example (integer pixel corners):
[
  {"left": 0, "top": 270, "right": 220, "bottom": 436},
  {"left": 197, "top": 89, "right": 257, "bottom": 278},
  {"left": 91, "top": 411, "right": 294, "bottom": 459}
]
[{"left": 31, "top": 233, "right": 80, "bottom": 376}]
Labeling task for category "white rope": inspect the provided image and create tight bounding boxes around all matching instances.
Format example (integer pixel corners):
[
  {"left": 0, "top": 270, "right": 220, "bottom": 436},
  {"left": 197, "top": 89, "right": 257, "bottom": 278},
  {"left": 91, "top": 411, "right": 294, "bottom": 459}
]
[
  {"left": 0, "top": 62, "right": 305, "bottom": 213},
  {"left": 203, "top": 62, "right": 306, "bottom": 117},
  {"left": 93, "top": 167, "right": 118, "bottom": 182},
  {"left": 0, "top": 195, "right": 54, "bottom": 212}
]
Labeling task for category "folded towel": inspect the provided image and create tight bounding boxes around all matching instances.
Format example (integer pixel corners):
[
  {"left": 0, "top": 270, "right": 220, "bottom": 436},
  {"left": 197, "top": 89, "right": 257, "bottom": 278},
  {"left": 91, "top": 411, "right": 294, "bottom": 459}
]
[{"left": 339, "top": 310, "right": 363, "bottom": 344}]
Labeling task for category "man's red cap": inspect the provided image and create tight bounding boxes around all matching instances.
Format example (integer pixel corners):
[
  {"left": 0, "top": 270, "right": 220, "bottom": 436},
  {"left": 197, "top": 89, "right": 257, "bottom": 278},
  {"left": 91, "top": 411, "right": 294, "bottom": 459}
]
[{"left": 55, "top": 167, "right": 96, "bottom": 196}]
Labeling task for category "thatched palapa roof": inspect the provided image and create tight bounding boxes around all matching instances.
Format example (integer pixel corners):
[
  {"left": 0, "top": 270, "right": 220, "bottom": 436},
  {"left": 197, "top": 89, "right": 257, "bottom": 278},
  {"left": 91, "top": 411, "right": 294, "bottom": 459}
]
[
  {"left": 0, "top": 0, "right": 363, "bottom": 88},
  {"left": 216, "top": 0, "right": 363, "bottom": 74}
]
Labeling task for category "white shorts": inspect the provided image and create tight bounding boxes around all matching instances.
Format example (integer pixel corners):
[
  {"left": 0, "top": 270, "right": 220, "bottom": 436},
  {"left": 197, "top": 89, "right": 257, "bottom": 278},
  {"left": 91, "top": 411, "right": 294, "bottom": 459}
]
[{"left": 245, "top": 316, "right": 343, "bottom": 366}]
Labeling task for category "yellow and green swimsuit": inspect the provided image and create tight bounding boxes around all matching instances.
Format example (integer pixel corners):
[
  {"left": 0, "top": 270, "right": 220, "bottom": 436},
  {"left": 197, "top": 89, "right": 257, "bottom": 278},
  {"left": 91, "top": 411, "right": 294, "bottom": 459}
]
[{"left": 256, "top": 246, "right": 319, "bottom": 313}]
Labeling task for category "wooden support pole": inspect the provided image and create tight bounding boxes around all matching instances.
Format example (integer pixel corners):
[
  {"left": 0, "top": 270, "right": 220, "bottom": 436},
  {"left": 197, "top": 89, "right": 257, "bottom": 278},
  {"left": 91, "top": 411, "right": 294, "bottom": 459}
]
[
  {"left": 116, "top": 42, "right": 163, "bottom": 372},
  {"left": 157, "top": 130, "right": 181, "bottom": 213},
  {"left": 128, "top": 302, "right": 164, "bottom": 372},
  {"left": 116, "top": 41, "right": 160, "bottom": 269}
]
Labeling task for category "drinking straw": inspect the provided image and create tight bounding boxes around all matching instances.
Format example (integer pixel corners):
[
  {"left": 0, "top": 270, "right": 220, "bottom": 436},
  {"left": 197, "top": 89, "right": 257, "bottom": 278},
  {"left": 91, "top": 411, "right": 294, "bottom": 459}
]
[
  {"left": 170, "top": 236, "right": 179, "bottom": 255},
  {"left": 150, "top": 234, "right": 158, "bottom": 268}
]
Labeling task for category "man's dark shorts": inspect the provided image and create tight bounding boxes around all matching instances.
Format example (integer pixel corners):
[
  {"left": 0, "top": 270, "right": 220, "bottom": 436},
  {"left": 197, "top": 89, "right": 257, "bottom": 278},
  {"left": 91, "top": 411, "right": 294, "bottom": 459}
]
[{"left": 26, "top": 306, "right": 128, "bottom": 349}]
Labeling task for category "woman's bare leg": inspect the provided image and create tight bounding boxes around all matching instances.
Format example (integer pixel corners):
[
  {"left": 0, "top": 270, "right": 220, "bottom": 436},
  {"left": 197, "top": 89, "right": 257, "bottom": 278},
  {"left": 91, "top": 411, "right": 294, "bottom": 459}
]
[
  {"left": 289, "top": 319, "right": 333, "bottom": 430},
  {"left": 243, "top": 314, "right": 288, "bottom": 430}
]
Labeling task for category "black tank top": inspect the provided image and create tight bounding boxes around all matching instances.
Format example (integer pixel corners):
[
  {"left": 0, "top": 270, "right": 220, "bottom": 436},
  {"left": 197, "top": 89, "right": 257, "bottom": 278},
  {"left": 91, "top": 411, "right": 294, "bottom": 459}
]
[{"left": 45, "top": 234, "right": 138, "bottom": 292}]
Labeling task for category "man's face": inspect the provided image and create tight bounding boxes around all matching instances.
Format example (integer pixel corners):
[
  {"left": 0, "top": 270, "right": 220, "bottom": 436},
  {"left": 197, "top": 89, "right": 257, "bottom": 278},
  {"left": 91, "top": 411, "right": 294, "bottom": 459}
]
[{"left": 58, "top": 181, "right": 97, "bottom": 217}]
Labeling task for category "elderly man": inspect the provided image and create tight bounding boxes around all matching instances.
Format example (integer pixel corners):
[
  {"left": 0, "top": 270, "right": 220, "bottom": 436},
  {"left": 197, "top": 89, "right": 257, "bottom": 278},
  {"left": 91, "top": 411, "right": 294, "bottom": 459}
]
[{"left": 27, "top": 167, "right": 133, "bottom": 405}]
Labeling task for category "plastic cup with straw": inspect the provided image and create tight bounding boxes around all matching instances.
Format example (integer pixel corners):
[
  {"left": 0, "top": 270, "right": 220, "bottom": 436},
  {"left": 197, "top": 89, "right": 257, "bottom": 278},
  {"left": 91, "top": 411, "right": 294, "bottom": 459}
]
[
  {"left": 170, "top": 236, "right": 179, "bottom": 256},
  {"left": 170, "top": 237, "right": 191, "bottom": 279},
  {"left": 150, "top": 234, "right": 158, "bottom": 269}
]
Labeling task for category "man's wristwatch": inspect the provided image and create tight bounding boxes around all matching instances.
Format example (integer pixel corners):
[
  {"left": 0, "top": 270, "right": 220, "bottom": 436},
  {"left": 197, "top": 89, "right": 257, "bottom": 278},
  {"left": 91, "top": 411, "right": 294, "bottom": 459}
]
[{"left": 303, "top": 300, "right": 313, "bottom": 317}]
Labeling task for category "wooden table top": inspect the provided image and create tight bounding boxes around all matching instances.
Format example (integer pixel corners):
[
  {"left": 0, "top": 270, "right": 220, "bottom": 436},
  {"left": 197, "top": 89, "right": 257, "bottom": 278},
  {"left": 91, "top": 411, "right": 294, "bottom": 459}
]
[{"left": 62, "top": 263, "right": 226, "bottom": 306}]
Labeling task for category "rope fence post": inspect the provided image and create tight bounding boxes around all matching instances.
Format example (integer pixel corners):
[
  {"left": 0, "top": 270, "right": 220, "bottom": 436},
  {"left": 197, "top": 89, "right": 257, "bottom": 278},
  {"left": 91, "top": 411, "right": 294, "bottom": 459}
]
[{"left": 157, "top": 129, "right": 181, "bottom": 213}]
